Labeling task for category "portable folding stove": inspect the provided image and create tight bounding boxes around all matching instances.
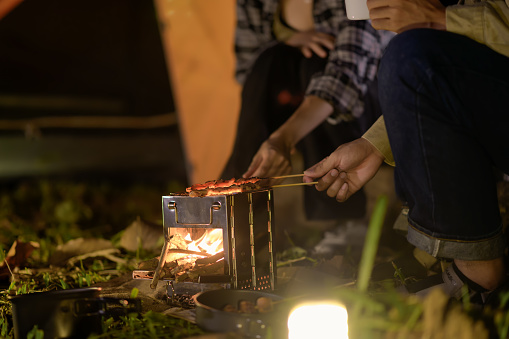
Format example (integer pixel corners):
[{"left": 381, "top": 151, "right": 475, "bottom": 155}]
[{"left": 133, "top": 188, "right": 277, "bottom": 295}]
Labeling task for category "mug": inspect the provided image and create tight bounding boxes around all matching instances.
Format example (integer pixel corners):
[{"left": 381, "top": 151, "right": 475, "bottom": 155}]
[{"left": 345, "top": 0, "right": 370, "bottom": 20}]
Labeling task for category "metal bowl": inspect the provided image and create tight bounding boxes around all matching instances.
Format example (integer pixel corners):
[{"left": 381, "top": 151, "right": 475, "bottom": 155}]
[{"left": 193, "top": 289, "right": 287, "bottom": 338}]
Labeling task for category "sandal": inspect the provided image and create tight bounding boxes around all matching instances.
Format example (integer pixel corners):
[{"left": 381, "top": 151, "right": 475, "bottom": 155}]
[{"left": 400, "top": 262, "right": 492, "bottom": 306}]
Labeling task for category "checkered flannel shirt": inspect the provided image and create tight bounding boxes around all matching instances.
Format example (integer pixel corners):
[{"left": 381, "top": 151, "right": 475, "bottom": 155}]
[{"left": 235, "top": 0, "right": 394, "bottom": 124}]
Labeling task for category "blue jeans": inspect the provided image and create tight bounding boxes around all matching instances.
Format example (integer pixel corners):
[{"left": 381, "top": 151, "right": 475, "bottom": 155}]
[{"left": 379, "top": 29, "right": 509, "bottom": 260}]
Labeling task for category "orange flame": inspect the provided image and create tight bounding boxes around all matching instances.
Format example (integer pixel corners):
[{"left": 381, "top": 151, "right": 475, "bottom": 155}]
[{"left": 185, "top": 228, "right": 223, "bottom": 255}]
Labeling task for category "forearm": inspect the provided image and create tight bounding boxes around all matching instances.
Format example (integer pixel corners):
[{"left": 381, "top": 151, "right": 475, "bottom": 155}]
[
  {"left": 446, "top": 0, "right": 509, "bottom": 58},
  {"left": 271, "top": 95, "right": 334, "bottom": 148}
]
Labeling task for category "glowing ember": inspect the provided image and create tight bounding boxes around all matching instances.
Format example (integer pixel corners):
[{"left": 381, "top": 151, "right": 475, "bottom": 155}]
[
  {"left": 155, "top": 227, "right": 226, "bottom": 282},
  {"left": 185, "top": 177, "right": 265, "bottom": 197},
  {"left": 165, "top": 228, "right": 225, "bottom": 268},
  {"left": 186, "top": 177, "right": 261, "bottom": 192}
]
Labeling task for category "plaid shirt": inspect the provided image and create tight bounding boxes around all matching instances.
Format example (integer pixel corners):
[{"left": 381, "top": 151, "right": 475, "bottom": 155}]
[{"left": 235, "top": 0, "right": 394, "bottom": 123}]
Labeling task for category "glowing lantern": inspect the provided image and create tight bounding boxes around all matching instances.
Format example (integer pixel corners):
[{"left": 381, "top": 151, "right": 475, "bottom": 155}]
[{"left": 287, "top": 302, "right": 348, "bottom": 339}]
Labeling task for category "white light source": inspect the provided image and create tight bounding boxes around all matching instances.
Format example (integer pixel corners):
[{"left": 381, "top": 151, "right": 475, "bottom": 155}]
[{"left": 287, "top": 302, "right": 348, "bottom": 339}]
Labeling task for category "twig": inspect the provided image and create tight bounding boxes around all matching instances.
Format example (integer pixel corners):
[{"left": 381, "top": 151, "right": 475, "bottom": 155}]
[
  {"left": 67, "top": 248, "right": 127, "bottom": 267},
  {"left": 277, "top": 256, "right": 317, "bottom": 267},
  {"left": 195, "top": 251, "right": 224, "bottom": 265},
  {"left": 178, "top": 260, "right": 224, "bottom": 282},
  {"left": 3, "top": 256, "right": 14, "bottom": 278},
  {"left": 166, "top": 249, "right": 211, "bottom": 257}
]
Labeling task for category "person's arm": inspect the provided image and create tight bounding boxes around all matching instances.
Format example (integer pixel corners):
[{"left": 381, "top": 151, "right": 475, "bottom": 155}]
[
  {"left": 306, "top": 7, "right": 390, "bottom": 122},
  {"left": 243, "top": 95, "right": 333, "bottom": 178},
  {"left": 243, "top": 4, "right": 390, "bottom": 178},
  {"left": 447, "top": 0, "right": 509, "bottom": 58},
  {"left": 299, "top": 117, "right": 391, "bottom": 203},
  {"left": 368, "top": 0, "right": 509, "bottom": 57},
  {"left": 303, "top": 137, "right": 385, "bottom": 202},
  {"left": 273, "top": 2, "right": 336, "bottom": 58}
]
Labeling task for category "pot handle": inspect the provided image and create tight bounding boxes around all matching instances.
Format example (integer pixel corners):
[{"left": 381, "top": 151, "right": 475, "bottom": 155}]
[{"left": 74, "top": 297, "right": 141, "bottom": 318}]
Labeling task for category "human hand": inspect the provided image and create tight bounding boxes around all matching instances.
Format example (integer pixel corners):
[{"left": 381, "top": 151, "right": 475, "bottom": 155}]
[
  {"left": 303, "top": 138, "right": 385, "bottom": 202},
  {"left": 285, "top": 30, "right": 335, "bottom": 58},
  {"left": 242, "top": 136, "right": 293, "bottom": 179},
  {"left": 367, "top": 0, "right": 446, "bottom": 33}
]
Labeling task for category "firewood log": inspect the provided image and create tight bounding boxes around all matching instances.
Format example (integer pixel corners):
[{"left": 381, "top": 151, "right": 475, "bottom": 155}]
[
  {"left": 184, "top": 260, "right": 224, "bottom": 281},
  {"left": 195, "top": 251, "right": 224, "bottom": 266}
]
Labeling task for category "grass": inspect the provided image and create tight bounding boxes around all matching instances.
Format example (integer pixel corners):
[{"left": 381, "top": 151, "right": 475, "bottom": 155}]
[
  {"left": 88, "top": 312, "right": 204, "bottom": 339},
  {"left": 0, "top": 179, "right": 508, "bottom": 338},
  {"left": 0, "top": 178, "right": 206, "bottom": 339}
]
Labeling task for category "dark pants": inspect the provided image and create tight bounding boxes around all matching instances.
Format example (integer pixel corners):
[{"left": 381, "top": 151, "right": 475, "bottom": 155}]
[
  {"left": 222, "top": 43, "right": 381, "bottom": 220},
  {"left": 379, "top": 29, "right": 509, "bottom": 260}
]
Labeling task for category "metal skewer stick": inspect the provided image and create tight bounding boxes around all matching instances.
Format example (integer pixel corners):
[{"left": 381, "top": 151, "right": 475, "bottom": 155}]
[
  {"left": 271, "top": 181, "right": 318, "bottom": 188},
  {"left": 269, "top": 173, "right": 306, "bottom": 180}
]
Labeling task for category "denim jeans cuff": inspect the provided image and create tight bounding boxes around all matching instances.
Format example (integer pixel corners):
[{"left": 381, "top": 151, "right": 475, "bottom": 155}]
[{"left": 407, "top": 224, "right": 507, "bottom": 261}]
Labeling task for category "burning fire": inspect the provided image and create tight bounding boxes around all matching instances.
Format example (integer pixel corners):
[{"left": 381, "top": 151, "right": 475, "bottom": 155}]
[
  {"left": 185, "top": 228, "right": 223, "bottom": 255},
  {"left": 158, "top": 228, "right": 226, "bottom": 281},
  {"left": 166, "top": 228, "right": 225, "bottom": 266}
]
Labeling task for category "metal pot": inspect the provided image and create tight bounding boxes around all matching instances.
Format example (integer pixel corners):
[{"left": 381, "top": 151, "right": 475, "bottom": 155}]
[
  {"left": 9, "top": 287, "right": 141, "bottom": 339},
  {"left": 193, "top": 289, "right": 288, "bottom": 339}
]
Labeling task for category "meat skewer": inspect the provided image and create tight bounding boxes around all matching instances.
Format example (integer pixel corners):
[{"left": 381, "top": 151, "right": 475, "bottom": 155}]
[{"left": 183, "top": 174, "right": 313, "bottom": 197}]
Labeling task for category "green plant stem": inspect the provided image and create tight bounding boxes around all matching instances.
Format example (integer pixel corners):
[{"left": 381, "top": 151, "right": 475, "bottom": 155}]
[
  {"left": 351, "top": 195, "right": 388, "bottom": 331},
  {"left": 357, "top": 195, "right": 388, "bottom": 292}
]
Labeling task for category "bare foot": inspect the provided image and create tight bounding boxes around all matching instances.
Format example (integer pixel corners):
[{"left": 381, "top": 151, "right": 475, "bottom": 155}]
[{"left": 454, "top": 257, "right": 507, "bottom": 291}]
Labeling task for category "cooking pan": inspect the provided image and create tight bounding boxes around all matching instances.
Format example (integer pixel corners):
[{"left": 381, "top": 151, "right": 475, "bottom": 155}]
[
  {"left": 9, "top": 287, "right": 141, "bottom": 339},
  {"left": 193, "top": 289, "right": 288, "bottom": 338}
]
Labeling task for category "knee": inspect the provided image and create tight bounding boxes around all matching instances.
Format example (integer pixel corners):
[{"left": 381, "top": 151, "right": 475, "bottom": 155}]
[
  {"left": 378, "top": 30, "right": 452, "bottom": 121},
  {"left": 378, "top": 29, "right": 444, "bottom": 88}
]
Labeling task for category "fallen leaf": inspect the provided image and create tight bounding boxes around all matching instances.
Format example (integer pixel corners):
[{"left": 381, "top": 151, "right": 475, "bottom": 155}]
[
  {"left": 0, "top": 240, "right": 40, "bottom": 278},
  {"left": 119, "top": 217, "right": 163, "bottom": 252},
  {"left": 67, "top": 248, "right": 126, "bottom": 266},
  {"left": 49, "top": 237, "right": 114, "bottom": 266}
]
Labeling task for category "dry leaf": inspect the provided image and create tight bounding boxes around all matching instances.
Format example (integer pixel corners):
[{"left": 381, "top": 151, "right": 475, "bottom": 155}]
[
  {"left": 119, "top": 217, "right": 162, "bottom": 252},
  {"left": 49, "top": 237, "right": 114, "bottom": 266},
  {"left": 0, "top": 240, "right": 40, "bottom": 278}
]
